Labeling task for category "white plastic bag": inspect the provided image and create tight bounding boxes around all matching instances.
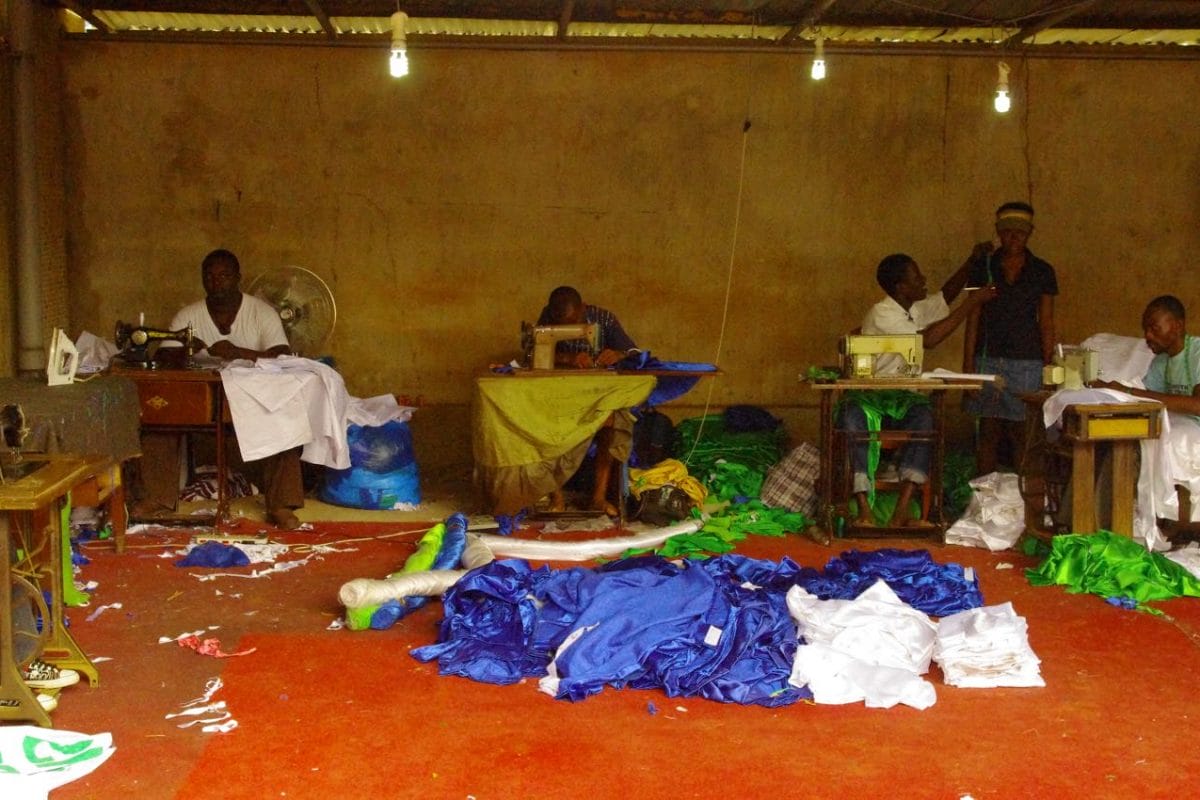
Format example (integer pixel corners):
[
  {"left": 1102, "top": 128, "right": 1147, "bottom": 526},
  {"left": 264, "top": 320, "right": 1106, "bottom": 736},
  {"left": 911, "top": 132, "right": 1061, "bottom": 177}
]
[{"left": 0, "top": 726, "right": 115, "bottom": 800}]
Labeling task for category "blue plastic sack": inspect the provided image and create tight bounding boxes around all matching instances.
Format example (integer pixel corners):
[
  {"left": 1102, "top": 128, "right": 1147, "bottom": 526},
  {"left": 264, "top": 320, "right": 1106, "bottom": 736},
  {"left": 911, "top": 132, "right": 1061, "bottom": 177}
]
[{"left": 320, "top": 420, "right": 422, "bottom": 509}]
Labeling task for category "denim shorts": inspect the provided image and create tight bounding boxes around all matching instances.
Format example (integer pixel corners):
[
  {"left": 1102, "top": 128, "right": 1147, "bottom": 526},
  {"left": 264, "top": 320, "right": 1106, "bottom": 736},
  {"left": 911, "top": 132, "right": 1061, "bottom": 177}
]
[{"left": 965, "top": 356, "right": 1043, "bottom": 421}]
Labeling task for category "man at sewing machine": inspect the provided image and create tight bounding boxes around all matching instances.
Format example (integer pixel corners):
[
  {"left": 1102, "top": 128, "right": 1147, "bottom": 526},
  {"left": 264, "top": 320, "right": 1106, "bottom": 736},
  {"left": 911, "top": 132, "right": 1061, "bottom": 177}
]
[
  {"left": 135, "top": 249, "right": 304, "bottom": 530},
  {"left": 537, "top": 286, "right": 638, "bottom": 368},
  {"left": 1094, "top": 295, "right": 1200, "bottom": 412},
  {"left": 1086, "top": 295, "right": 1200, "bottom": 545},
  {"left": 843, "top": 250, "right": 996, "bottom": 527},
  {"left": 536, "top": 286, "right": 638, "bottom": 514}
]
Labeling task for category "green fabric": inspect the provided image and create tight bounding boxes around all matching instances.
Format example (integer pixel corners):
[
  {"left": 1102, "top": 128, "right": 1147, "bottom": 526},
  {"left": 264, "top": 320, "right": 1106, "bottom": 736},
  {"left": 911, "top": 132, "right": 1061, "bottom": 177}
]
[
  {"left": 345, "top": 606, "right": 376, "bottom": 631},
  {"left": 848, "top": 491, "right": 921, "bottom": 528},
  {"left": 806, "top": 365, "right": 841, "bottom": 382},
  {"left": 397, "top": 522, "right": 445, "bottom": 575},
  {"left": 708, "top": 461, "right": 765, "bottom": 502},
  {"left": 942, "top": 450, "right": 976, "bottom": 520},
  {"left": 840, "top": 389, "right": 931, "bottom": 505},
  {"left": 1026, "top": 531, "right": 1200, "bottom": 603},
  {"left": 676, "top": 414, "right": 785, "bottom": 501},
  {"left": 621, "top": 500, "right": 810, "bottom": 560}
]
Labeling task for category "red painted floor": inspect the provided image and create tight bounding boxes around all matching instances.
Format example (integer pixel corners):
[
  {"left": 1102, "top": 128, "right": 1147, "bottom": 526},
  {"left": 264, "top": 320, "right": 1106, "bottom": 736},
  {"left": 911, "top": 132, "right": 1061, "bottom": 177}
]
[{"left": 37, "top": 521, "right": 1200, "bottom": 800}]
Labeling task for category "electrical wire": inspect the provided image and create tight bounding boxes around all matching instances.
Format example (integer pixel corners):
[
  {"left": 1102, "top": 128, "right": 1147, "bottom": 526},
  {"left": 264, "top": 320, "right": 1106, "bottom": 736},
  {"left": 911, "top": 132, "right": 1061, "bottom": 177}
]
[{"left": 680, "top": 51, "right": 756, "bottom": 469}]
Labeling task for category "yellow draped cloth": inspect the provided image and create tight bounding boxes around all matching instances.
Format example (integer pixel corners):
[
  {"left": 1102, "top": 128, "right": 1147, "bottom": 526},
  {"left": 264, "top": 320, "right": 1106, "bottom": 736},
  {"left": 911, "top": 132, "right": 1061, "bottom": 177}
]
[
  {"left": 473, "top": 373, "right": 656, "bottom": 515},
  {"left": 628, "top": 458, "right": 708, "bottom": 505}
]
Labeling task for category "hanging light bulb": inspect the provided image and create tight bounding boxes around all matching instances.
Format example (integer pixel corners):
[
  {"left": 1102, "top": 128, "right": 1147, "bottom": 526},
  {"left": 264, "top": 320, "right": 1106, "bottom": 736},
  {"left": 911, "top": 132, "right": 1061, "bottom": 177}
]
[
  {"left": 389, "top": 11, "right": 409, "bottom": 78},
  {"left": 993, "top": 61, "right": 1011, "bottom": 113},
  {"left": 811, "top": 37, "right": 826, "bottom": 81}
]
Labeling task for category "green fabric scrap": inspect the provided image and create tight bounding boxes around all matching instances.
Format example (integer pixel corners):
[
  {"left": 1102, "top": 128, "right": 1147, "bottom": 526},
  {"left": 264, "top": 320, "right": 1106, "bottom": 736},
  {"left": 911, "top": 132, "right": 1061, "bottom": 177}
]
[
  {"left": 942, "top": 450, "right": 975, "bottom": 520},
  {"left": 676, "top": 414, "right": 785, "bottom": 479},
  {"left": 621, "top": 500, "right": 810, "bottom": 560},
  {"left": 806, "top": 365, "right": 841, "bottom": 382},
  {"left": 1026, "top": 531, "right": 1200, "bottom": 603},
  {"left": 839, "top": 390, "right": 931, "bottom": 503},
  {"left": 708, "top": 460, "right": 765, "bottom": 502}
]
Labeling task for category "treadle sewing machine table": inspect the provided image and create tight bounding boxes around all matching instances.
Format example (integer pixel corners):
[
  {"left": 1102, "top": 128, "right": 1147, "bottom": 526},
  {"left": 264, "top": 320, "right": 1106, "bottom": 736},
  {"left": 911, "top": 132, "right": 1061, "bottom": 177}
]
[
  {"left": 474, "top": 368, "right": 720, "bottom": 524},
  {"left": 806, "top": 378, "right": 983, "bottom": 540},
  {"left": 1020, "top": 393, "right": 1162, "bottom": 539},
  {"left": 0, "top": 455, "right": 110, "bottom": 727},
  {"left": 110, "top": 364, "right": 232, "bottom": 527}
]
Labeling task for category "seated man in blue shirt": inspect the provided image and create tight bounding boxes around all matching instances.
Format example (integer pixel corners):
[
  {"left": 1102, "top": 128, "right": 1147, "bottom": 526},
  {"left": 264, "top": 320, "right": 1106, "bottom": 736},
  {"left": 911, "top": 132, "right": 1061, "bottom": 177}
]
[
  {"left": 538, "top": 286, "right": 639, "bottom": 514},
  {"left": 844, "top": 250, "right": 996, "bottom": 527},
  {"left": 537, "top": 286, "right": 638, "bottom": 368},
  {"left": 1098, "top": 295, "right": 1200, "bottom": 413}
]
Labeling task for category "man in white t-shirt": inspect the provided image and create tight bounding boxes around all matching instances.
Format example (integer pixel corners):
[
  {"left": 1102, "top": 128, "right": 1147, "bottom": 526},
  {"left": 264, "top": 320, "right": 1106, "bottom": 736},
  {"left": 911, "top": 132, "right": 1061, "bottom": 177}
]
[
  {"left": 135, "top": 249, "right": 304, "bottom": 529},
  {"left": 842, "top": 249, "right": 996, "bottom": 527}
]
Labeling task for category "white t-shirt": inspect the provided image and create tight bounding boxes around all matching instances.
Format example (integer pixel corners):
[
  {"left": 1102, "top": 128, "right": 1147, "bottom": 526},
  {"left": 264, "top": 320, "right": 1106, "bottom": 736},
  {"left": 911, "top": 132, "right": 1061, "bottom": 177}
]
[
  {"left": 166, "top": 294, "right": 289, "bottom": 354},
  {"left": 861, "top": 292, "right": 949, "bottom": 375}
]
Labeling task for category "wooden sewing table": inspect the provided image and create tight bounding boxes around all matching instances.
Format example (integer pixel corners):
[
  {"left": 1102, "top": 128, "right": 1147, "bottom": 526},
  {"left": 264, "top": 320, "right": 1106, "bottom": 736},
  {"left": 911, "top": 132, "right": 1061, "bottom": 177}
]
[
  {"left": 1, "top": 455, "right": 109, "bottom": 727},
  {"left": 1021, "top": 393, "right": 1162, "bottom": 538},
  {"left": 474, "top": 367, "right": 719, "bottom": 520},
  {"left": 110, "top": 364, "right": 232, "bottom": 526},
  {"left": 807, "top": 378, "right": 983, "bottom": 540}
]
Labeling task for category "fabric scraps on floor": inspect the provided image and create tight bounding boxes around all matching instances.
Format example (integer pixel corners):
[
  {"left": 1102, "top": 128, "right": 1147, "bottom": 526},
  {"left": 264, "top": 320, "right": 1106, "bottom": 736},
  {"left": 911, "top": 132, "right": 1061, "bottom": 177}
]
[{"left": 176, "top": 634, "right": 257, "bottom": 658}]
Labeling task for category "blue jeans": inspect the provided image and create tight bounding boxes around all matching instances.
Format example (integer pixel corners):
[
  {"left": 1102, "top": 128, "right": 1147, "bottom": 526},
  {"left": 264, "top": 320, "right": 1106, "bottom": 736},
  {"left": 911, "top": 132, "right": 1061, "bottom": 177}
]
[
  {"left": 840, "top": 403, "right": 934, "bottom": 494},
  {"left": 965, "top": 356, "right": 1043, "bottom": 421}
]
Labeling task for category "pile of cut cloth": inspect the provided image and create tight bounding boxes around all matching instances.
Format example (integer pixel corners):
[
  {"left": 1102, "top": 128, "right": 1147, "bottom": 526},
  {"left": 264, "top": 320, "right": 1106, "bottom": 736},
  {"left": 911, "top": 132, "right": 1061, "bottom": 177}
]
[
  {"left": 675, "top": 414, "right": 786, "bottom": 501},
  {"left": 411, "top": 548, "right": 983, "bottom": 707}
]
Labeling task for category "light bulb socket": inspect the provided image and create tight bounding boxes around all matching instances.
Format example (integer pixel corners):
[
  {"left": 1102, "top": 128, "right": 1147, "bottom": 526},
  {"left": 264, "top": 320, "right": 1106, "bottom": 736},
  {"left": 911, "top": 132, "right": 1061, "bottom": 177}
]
[
  {"left": 811, "top": 37, "right": 826, "bottom": 80},
  {"left": 391, "top": 11, "right": 408, "bottom": 47}
]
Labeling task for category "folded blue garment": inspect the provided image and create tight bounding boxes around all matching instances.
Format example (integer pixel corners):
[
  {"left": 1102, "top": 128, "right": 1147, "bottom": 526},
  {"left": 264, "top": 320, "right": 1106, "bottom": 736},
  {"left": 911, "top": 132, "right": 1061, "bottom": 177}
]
[{"left": 174, "top": 541, "right": 250, "bottom": 568}]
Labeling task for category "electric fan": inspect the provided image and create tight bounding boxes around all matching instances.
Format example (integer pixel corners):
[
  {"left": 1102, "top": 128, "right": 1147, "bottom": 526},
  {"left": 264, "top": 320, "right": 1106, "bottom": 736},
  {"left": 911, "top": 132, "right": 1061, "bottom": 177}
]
[{"left": 246, "top": 266, "right": 337, "bottom": 358}]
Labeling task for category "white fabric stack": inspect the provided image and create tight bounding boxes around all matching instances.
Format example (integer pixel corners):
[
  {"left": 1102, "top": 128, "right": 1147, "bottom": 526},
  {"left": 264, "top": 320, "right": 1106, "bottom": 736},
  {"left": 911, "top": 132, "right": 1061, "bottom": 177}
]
[
  {"left": 786, "top": 580, "right": 938, "bottom": 710},
  {"left": 933, "top": 602, "right": 1044, "bottom": 688}
]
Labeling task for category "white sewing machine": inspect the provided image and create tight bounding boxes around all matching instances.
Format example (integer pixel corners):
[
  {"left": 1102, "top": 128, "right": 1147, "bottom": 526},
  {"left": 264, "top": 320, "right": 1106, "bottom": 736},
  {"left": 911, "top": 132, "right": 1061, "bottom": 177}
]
[
  {"left": 840, "top": 334, "right": 924, "bottom": 379},
  {"left": 1043, "top": 345, "right": 1100, "bottom": 390},
  {"left": 521, "top": 322, "right": 599, "bottom": 370}
]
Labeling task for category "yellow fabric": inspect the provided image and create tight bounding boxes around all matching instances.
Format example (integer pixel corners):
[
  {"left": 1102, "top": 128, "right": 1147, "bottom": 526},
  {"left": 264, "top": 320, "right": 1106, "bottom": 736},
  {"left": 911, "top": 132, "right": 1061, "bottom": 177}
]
[
  {"left": 628, "top": 458, "right": 708, "bottom": 504},
  {"left": 473, "top": 374, "right": 656, "bottom": 514}
]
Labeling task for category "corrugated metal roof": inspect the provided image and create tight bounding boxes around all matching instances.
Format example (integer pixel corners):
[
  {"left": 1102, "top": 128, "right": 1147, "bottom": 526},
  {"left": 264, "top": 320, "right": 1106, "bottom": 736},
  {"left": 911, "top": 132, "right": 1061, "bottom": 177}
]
[{"left": 56, "top": 2, "right": 1200, "bottom": 51}]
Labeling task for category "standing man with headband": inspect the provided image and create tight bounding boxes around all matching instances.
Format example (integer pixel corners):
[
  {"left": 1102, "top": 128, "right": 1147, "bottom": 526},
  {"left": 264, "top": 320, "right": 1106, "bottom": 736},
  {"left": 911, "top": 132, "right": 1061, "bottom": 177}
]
[{"left": 963, "top": 201, "right": 1059, "bottom": 476}]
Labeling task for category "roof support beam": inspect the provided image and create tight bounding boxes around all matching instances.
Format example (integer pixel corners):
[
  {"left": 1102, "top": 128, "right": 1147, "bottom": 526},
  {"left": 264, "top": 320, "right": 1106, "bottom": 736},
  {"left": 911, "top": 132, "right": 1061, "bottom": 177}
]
[
  {"left": 57, "top": 0, "right": 112, "bottom": 33},
  {"left": 557, "top": 0, "right": 575, "bottom": 40},
  {"left": 1002, "top": 0, "right": 1098, "bottom": 47},
  {"left": 779, "top": 0, "right": 838, "bottom": 45},
  {"left": 303, "top": 0, "right": 337, "bottom": 40}
]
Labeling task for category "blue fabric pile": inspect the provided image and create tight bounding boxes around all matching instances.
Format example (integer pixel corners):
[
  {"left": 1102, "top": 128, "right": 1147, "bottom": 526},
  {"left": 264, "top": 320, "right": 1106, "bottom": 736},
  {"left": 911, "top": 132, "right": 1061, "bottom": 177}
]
[{"left": 411, "top": 549, "right": 982, "bottom": 706}]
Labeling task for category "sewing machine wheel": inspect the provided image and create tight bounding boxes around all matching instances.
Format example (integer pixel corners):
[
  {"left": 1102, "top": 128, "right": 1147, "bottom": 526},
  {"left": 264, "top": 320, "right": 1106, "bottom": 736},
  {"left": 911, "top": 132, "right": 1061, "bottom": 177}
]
[
  {"left": 9, "top": 574, "right": 50, "bottom": 655},
  {"left": 246, "top": 266, "right": 337, "bottom": 358}
]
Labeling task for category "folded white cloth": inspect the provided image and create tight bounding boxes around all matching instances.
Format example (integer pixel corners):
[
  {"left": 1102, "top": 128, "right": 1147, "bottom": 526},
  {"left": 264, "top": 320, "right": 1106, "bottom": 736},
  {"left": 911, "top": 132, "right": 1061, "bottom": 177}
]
[{"left": 934, "top": 602, "right": 1044, "bottom": 689}]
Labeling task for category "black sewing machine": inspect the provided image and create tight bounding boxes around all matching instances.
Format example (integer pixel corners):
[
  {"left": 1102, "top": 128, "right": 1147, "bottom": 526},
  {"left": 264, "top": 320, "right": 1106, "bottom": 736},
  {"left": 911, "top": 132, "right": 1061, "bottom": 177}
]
[{"left": 113, "top": 321, "right": 195, "bottom": 369}]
